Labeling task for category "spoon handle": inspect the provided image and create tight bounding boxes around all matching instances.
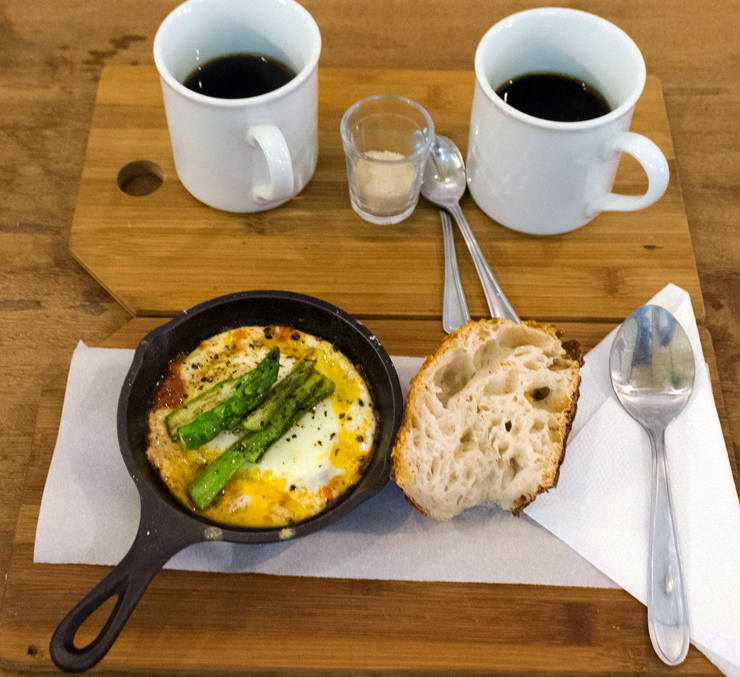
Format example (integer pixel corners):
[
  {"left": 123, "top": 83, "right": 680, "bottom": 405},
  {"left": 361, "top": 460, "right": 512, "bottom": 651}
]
[
  {"left": 646, "top": 425, "right": 690, "bottom": 665},
  {"left": 446, "top": 202, "right": 520, "bottom": 323},
  {"left": 440, "top": 210, "right": 470, "bottom": 333}
]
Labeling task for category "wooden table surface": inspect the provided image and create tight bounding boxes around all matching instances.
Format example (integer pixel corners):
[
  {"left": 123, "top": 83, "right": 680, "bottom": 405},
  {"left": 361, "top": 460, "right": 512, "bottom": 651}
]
[
  {"left": 69, "top": 66, "right": 702, "bottom": 321},
  {"left": 1, "top": 0, "right": 739, "bottom": 675}
]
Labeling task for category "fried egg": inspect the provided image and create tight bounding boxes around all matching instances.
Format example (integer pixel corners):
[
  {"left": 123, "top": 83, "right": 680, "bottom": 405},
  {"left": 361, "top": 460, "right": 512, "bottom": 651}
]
[{"left": 146, "top": 326, "right": 376, "bottom": 528}]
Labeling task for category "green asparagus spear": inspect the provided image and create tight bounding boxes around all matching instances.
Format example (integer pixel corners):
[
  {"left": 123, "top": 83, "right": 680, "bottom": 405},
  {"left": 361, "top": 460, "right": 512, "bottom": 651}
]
[
  {"left": 187, "top": 427, "right": 277, "bottom": 510},
  {"left": 187, "top": 361, "right": 317, "bottom": 508},
  {"left": 241, "top": 359, "right": 315, "bottom": 431},
  {"left": 177, "top": 348, "right": 280, "bottom": 450},
  {"left": 256, "top": 371, "right": 325, "bottom": 440},
  {"left": 254, "top": 374, "right": 335, "bottom": 464},
  {"left": 166, "top": 374, "right": 243, "bottom": 441},
  {"left": 188, "top": 373, "right": 335, "bottom": 510}
]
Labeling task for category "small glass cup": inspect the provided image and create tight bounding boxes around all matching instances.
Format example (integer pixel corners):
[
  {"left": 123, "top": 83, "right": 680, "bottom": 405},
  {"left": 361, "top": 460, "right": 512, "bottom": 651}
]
[{"left": 340, "top": 95, "right": 434, "bottom": 225}]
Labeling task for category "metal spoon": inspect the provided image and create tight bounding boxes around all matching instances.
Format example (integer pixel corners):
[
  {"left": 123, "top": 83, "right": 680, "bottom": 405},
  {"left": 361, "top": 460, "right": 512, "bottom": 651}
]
[
  {"left": 439, "top": 209, "right": 470, "bottom": 332},
  {"left": 609, "top": 304, "right": 694, "bottom": 666},
  {"left": 421, "top": 135, "right": 519, "bottom": 323}
]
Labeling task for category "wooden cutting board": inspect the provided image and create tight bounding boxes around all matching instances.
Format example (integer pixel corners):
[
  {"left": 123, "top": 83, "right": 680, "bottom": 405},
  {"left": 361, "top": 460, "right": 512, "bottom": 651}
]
[
  {"left": 69, "top": 66, "right": 704, "bottom": 322},
  {"left": 0, "top": 318, "right": 730, "bottom": 675}
]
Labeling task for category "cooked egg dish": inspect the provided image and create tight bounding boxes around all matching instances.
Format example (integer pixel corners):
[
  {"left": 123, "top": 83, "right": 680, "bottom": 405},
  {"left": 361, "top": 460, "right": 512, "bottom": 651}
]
[{"left": 146, "top": 325, "right": 376, "bottom": 528}]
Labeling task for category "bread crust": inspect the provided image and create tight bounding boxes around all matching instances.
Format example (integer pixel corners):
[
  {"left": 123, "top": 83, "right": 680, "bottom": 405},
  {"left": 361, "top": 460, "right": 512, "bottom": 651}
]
[
  {"left": 391, "top": 319, "right": 583, "bottom": 519},
  {"left": 509, "top": 335, "right": 585, "bottom": 515}
]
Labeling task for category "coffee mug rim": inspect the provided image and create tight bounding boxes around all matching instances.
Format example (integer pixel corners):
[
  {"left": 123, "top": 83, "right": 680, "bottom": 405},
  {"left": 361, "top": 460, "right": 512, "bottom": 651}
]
[
  {"left": 474, "top": 7, "right": 646, "bottom": 131},
  {"left": 153, "top": 0, "right": 321, "bottom": 108}
]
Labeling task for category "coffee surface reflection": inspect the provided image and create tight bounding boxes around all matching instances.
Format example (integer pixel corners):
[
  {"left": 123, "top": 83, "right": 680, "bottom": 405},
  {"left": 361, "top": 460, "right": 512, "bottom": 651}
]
[
  {"left": 495, "top": 72, "right": 611, "bottom": 122},
  {"left": 183, "top": 53, "right": 296, "bottom": 99}
]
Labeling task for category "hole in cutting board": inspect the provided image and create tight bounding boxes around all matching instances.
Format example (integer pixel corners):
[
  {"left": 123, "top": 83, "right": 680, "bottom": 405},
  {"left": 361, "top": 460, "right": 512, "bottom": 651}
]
[{"left": 117, "top": 161, "right": 163, "bottom": 196}]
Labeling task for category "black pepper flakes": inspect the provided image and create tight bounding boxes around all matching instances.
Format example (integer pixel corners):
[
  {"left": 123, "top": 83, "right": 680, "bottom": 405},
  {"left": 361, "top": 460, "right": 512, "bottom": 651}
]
[
  {"left": 359, "top": 399, "right": 364, "bottom": 406},
  {"left": 291, "top": 332, "right": 300, "bottom": 341},
  {"left": 264, "top": 327, "right": 273, "bottom": 339},
  {"left": 330, "top": 433, "right": 336, "bottom": 439},
  {"left": 339, "top": 413, "right": 345, "bottom": 419}
]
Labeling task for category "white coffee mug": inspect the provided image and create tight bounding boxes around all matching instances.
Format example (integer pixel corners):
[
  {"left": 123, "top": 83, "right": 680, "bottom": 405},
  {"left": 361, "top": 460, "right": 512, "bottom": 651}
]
[
  {"left": 467, "top": 8, "right": 669, "bottom": 235},
  {"left": 154, "top": 0, "right": 321, "bottom": 212}
]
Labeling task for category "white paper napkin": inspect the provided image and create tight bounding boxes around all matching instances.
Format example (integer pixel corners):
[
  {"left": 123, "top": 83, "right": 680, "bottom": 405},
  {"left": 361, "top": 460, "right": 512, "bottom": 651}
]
[
  {"left": 35, "top": 284, "right": 740, "bottom": 674},
  {"left": 34, "top": 351, "right": 613, "bottom": 586},
  {"left": 525, "top": 284, "right": 740, "bottom": 675}
]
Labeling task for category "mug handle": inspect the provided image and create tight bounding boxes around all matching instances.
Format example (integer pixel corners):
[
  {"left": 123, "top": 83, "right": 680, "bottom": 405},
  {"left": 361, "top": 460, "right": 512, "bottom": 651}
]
[
  {"left": 588, "top": 131, "right": 670, "bottom": 216},
  {"left": 247, "top": 124, "right": 295, "bottom": 203}
]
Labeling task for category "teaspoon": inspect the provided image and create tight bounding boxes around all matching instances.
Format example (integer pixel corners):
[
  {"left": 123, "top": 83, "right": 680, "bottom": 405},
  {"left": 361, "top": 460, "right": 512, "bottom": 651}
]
[
  {"left": 609, "top": 304, "right": 694, "bottom": 665},
  {"left": 421, "top": 135, "right": 519, "bottom": 323}
]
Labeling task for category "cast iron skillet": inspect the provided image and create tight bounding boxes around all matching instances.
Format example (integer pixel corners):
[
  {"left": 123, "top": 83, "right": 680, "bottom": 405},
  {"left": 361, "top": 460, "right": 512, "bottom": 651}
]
[{"left": 49, "top": 290, "right": 404, "bottom": 673}]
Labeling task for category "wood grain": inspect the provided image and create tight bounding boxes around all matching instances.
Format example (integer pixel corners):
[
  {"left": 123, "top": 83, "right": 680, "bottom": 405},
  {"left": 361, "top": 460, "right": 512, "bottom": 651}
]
[
  {"left": 0, "top": 318, "right": 729, "bottom": 675},
  {"left": 1, "top": 0, "right": 740, "bottom": 675},
  {"left": 68, "top": 66, "right": 704, "bottom": 322}
]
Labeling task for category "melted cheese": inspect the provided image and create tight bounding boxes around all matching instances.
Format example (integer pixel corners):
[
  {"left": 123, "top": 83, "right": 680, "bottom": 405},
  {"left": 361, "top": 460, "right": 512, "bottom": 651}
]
[{"left": 146, "top": 326, "right": 375, "bottom": 528}]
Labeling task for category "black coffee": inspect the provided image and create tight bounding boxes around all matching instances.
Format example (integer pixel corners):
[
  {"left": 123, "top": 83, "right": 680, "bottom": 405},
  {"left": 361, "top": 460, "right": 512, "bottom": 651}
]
[
  {"left": 495, "top": 72, "right": 611, "bottom": 122},
  {"left": 183, "top": 53, "right": 296, "bottom": 99}
]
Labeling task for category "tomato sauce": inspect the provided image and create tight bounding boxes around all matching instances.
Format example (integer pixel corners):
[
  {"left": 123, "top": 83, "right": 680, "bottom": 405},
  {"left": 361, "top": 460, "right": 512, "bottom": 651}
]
[
  {"left": 270, "top": 325, "right": 296, "bottom": 342},
  {"left": 152, "top": 357, "right": 185, "bottom": 411}
]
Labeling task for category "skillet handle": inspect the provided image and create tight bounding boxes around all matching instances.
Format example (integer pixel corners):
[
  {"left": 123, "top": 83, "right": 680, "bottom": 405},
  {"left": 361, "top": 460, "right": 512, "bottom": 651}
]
[{"left": 49, "top": 511, "right": 201, "bottom": 673}]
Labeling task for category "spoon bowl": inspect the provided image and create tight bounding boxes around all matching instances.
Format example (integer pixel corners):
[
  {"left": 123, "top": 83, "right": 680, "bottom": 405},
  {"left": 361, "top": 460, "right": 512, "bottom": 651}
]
[
  {"left": 609, "top": 304, "right": 694, "bottom": 666},
  {"left": 421, "top": 135, "right": 519, "bottom": 323},
  {"left": 421, "top": 135, "right": 468, "bottom": 205}
]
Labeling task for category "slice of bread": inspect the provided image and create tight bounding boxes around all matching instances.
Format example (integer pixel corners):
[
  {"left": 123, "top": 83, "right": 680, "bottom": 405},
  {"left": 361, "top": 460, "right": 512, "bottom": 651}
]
[{"left": 392, "top": 319, "right": 583, "bottom": 520}]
